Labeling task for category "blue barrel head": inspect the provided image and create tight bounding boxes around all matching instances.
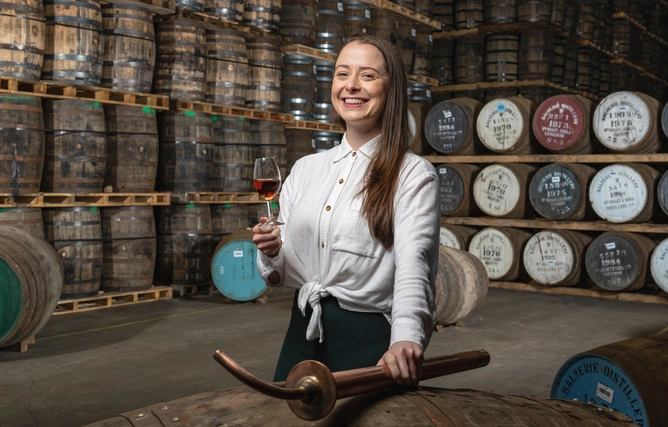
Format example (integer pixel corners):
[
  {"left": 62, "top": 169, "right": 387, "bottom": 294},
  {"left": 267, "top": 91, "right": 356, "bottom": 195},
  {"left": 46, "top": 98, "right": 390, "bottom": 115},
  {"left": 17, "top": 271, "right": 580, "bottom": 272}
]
[{"left": 211, "top": 237, "right": 269, "bottom": 302}]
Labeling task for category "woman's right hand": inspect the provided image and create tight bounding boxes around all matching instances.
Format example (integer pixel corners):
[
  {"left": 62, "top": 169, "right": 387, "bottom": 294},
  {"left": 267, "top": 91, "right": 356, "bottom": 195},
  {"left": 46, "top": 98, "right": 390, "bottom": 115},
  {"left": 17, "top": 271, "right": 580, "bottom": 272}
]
[{"left": 252, "top": 218, "right": 282, "bottom": 258}]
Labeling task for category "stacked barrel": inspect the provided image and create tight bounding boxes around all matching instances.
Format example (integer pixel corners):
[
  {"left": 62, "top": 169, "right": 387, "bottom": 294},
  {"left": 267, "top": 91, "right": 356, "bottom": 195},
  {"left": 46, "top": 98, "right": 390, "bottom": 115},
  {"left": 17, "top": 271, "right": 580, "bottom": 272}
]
[
  {"left": 429, "top": 90, "right": 668, "bottom": 295},
  {"left": 430, "top": 0, "right": 668, "bottom": 106}
]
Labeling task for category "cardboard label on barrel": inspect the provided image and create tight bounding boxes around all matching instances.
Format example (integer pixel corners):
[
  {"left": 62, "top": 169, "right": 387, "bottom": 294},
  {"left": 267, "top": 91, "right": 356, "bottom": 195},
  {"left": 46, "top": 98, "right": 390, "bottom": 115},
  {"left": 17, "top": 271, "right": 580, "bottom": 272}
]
[
  {"left": 437, "top": 166, "right": 465, "bottom": 215},
  {"left": 585, "top": 234, "right": 639, "bottom": 291},
  {"left": 529, "top": 164, "right": 581, "bottom": 219},
  {"left": 589, "top": 165, "right": 648, "bottom": 223},
  {"left": 533, "top": 96, "right": 585, "bottom": 151},
  {"left": 439, "top": 226, "right": 463, "bottom": 250},
  {"left": 593, "top": 92, "right": 651, "bottom": 151},
  {"left": 473, "top": 164, "right": 521, "bottom": 217},
  {"left": 469, "top": 228, "right": 514, "bottom": 280},
  {"left": 424, "top": 101, "right": 469, "bottom": 153},
  {"left": 477, "top": 99, "right": 524, "bottom": 151},
  {"left": 523, "top": 231, "right": 574, "bottom": 285},
  {"left": 650, "top": 238, "right": 668, "bottom": 293}
]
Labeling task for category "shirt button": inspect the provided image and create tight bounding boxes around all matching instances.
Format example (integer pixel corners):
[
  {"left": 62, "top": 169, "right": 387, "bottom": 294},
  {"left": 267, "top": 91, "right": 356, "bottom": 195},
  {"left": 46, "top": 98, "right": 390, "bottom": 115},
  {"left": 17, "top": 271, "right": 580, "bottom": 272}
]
[
  {"left": 339, "top": 179, "right": 344, "bottom": 184},
  {"left": 325, "top": 205, "right": 331, "bottom": 211},
  {"left": 352, "top": 152, "right": 357, "bottom": 157},
  {"left": 321, "top": 242, "right": 324, "bottom": 248}
]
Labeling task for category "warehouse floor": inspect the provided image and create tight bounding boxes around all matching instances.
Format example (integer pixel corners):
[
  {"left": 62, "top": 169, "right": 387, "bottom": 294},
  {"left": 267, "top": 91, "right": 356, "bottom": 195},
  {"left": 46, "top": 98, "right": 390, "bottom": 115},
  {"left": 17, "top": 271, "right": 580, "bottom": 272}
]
[{"left": 1, "top": 286, "right": 666, "bottom": 427}]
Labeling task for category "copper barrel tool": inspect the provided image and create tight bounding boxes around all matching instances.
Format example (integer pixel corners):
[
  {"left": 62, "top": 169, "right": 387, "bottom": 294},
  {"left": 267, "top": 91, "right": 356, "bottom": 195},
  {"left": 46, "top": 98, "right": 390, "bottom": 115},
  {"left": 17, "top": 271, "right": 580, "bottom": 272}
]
[{"left": 214, "top": 349, "right": 490, "bottom": 421}]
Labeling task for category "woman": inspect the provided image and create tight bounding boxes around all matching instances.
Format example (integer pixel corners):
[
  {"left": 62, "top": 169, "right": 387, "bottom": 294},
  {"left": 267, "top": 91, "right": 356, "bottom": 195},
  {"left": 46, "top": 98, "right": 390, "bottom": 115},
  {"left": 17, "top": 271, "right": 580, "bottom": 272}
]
[{"left": 252, "top": 34, "right": 440, "bottom": 386}]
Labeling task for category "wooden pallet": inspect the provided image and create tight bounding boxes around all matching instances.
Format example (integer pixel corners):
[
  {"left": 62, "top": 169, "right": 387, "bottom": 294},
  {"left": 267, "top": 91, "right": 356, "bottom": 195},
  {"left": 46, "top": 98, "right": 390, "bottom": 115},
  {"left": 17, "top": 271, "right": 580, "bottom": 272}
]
[
  {"left": 0, "top": 194, "right": 15, "bottom": 207},
  {"left": 424, "top": 153, "right": 668, "bottom": 164},
  {"left": 170, "top": 191, "right": 269, "bottom": 204},
  {"left": 441, "top": 217, "right": 668, "bottom": 235},
  {"left": 8, "top": 192, "right": 170, "bottom": 207},
  {"left": 281, "top": 45, "right": 336, "bottom": 63},
  {"left": 491, "top": 281, "right": 668, "bottom": 305},
  {"left": 0, "top": 77, "right": 170, "bottom": 109},
  {"left": 53, "top": 287, "right": 173, "bottom": 314},
  {"left": 285, "top": 120, "right": 344, "bottom": 133},
  {"left": 407, "top": 74, "right": 439, "bottom": 86},
  {"left": 101, "top": 0, "right": 175, "bottom": 14},
  {"left": 432, "top": 79, "right": 602, "bottom": 101},
  {"left": 613, "top": 11, "right": 668, "bottom": 48},
  {"left": 377, "top": 0, "right": 442, "bottom": 29},
  {"left": 0, "top": 336, "right": 35, "bottom": 353},
  {"left": 174, "top": 100, "right": 293, "bottom": 123}
]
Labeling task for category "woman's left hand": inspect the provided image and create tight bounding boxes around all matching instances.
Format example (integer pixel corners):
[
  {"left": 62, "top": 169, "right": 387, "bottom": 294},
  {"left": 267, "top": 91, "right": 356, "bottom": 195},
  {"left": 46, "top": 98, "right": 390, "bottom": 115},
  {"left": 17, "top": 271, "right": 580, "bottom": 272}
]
[{"left": 376, "top": 341, "right": 424, "bottom": 387}]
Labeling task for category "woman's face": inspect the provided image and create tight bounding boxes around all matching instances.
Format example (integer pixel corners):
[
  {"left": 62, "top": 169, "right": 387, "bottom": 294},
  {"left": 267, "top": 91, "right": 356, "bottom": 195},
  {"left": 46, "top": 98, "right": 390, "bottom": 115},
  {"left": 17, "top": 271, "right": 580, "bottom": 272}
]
[{"left": 331, "top": 41, "right": 389, "bottom": 134}]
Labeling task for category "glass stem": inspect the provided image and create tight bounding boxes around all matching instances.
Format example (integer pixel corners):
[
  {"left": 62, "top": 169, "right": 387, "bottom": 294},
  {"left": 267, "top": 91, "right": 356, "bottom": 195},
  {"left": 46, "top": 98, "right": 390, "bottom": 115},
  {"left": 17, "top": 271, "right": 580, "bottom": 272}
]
[{"left": 266, "top": 200, "right": 273, "bottom": 220}]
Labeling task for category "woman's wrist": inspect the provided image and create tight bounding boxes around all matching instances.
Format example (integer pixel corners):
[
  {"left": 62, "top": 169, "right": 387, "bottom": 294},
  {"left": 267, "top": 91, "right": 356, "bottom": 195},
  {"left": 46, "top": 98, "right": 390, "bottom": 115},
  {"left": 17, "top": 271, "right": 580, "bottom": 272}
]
[{"left": 267, "top": 240, "right": 282, "bottom": 258}]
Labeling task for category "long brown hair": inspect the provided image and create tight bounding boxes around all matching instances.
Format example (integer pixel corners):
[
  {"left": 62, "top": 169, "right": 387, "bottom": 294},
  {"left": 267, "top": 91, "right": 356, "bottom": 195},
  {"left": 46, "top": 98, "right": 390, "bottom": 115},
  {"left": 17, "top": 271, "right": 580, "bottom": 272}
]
[{"left": 332, "top": 34, "right": 411, "bottom": 249}]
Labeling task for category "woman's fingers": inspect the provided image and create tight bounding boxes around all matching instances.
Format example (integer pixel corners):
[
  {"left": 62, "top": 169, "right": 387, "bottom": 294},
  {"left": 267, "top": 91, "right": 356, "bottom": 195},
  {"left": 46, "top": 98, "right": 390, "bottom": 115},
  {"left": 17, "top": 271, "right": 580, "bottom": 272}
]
[
  {"left": 252, "top": 220, "right": 282, "bottom": 256},
  {"left": 377, "top": 341, "right": 424, "bottom": 387}
]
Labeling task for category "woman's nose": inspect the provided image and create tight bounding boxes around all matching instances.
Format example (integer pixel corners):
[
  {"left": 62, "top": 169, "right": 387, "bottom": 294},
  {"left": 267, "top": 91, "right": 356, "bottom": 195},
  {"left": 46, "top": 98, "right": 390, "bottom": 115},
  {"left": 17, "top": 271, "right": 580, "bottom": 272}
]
[{"left": 345, "top": 75, "right": 360, "bottom": 91}]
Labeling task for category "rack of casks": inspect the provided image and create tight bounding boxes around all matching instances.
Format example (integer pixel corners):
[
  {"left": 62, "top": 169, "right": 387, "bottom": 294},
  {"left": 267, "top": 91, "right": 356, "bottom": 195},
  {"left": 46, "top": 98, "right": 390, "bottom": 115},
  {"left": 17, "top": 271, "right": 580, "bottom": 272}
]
[
  {"left": 427, "top": 0, "right": 668, "bottom": 108},
  {"left": 421, "top": 89, "right": 668, "bottom": 300}
]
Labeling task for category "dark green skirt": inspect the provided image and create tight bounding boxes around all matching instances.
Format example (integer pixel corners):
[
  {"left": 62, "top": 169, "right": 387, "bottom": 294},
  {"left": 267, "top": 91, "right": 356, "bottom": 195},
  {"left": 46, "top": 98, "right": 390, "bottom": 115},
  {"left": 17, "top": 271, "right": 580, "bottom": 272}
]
[{"left": 273, "top": 290, "right": 391, "bottom": 382}]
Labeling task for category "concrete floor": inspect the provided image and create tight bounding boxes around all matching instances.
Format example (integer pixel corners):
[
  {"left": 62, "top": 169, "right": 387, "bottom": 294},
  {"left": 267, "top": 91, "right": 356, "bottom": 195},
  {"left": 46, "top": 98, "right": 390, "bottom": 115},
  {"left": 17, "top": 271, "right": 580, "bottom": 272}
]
[{"left": 1, "top": 286, "right": 667, "bottom": 427}]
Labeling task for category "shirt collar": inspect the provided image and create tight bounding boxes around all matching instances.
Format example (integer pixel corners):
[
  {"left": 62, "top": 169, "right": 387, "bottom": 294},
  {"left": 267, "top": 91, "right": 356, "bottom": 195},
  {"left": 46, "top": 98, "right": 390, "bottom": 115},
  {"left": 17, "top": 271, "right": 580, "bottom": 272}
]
[{"left": 333, "top": 133, "right": 381, "bottom": 163}]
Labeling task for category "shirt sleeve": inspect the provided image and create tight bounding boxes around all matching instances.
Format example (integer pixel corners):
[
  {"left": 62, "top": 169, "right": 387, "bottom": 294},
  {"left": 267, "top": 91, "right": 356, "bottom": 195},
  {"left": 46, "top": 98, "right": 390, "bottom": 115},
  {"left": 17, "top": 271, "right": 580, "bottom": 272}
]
[
  {"left": 255, "top": 160, "right": 298, "bottom": 287},
  {"left": 390, "top": 159, "right": 439, "bottom": 349}
]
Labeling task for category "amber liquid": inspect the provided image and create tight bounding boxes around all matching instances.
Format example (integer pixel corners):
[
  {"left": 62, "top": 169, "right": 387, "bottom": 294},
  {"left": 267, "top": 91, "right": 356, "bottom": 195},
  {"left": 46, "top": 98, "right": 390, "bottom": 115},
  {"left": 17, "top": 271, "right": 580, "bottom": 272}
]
[{"left": 254, "top": 179, "right": 280, "bottom": 200}]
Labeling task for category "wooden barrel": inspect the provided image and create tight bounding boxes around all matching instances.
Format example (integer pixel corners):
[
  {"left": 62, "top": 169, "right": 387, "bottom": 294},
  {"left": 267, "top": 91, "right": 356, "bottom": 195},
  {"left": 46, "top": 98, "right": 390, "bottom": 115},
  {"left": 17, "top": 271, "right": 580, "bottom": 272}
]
[
  {"left": 439, "top": 224, "right": 478, "bottom": 250},
  {"left": 518, "top": 31, "right": 554, "bottom": 80},
  {"left": 454, "top": 0, "right": 483, "bottom": 29},
  {"left": 249, "top": 120, "right": 286, "bottom": 146},
  {"left": 157, "top": 110, "right": 214, "bottom": 192},
  {"left": 483, "top": 0, "right": 516, "bottom": 24},
  {"left": 658, "top": 170, "right": 668, "bottom": 216},
  {"left": 551, "top": 35, "right": 565, "bottom": 84},
  {"left": 0, "top": 207, "right": 44, "bottom": 239},
  {"left": 43, "top": 207, "right": 103, "bottom": 298},
  {"left": 212, "top": 114, "right": 251, "bottom": 145},
  {"left": 210, "top": 229, "right": 272, "bottom": 302},
  {"left": 246, "top": 36, "right": 282, "bottom": 112},
  {"left": 436, "top": 163, "right": 481, "bottom": 216},
  {"left": 552, "top": 333, "right": 668, "bottom": 427},
  {"left": 153, "top": 53, "right": 206, "bottom": 102},
  {"left": 279, "top": 0, "right": 317, "bottom": 46},
  {"left": 211, "top": 204, "right": 250, "bottom": 236},
  {"left": 316, "top": 0, "right": 346, "bottom": 52},
  {"left": 599, "top": 57, "right": 611, "bottom": 97},
  {"left": 343, "top": 0, "right": 371, "bottom": 40},
  {"left": 575, "top": 0, "right": 596, "bottom": 41},
  {"left": 533, "top": 95, "right": 594, "bottom": 154},
  {"left": 476, "top": 96, "right": 536, "bottom": 154},
  {"left": 281, "top": 54, "right": 316, "bottom": 121},
  {"left": 155, "top": 205, "right": 213, "bottom": 286},
  {"left": 562, "top": 43, "right": 577, "bottom": 87},
  {"left": 575, "top": 47, "right": 593, "bottom": 93},
  {"left": 0, "top": 94, "right": 44, "bottom": 195},
  {"left": 483, "top": 88, "right": 517, "bottom": 103},
  {"left": 101, "top": 206, "right": 156, "bottom": 292},
  {"left": 314, "top": 62, "right": 334, "bottom": 122},
  {"left": 523, "top": 229, "right": 592, "bottom": 287},
  {"left": 589, "top": 163, "right": 659, "bottom": 224},
  {"left": 550, "top": 0, "right": 565, "bottom": 28},
  {"left": 204, "top": 28, "right": 248, "bottom": 107},
  {"left": 243, "top": 0, "right": 281, "bottom": 33},
  {"left": 286, "top": 129, "right": 315, "bottom": 174},
  {"left": 0, "top": 0, "right": 45, "bottom": 81},
  {"left": 517, "top": 0, "right": 551, "bottom": 22},
  {"left": 205, "top": 0, "right": 245, "bottom": 23},
  {"left": 313, "top": 131, "right": 340, "bottom": 152},
  {"left": 101, "top": 4, "right": 155, "bottom": 93},
  {"left": 42, "top": 99, "right": 106, "bottom": 193},
  {"left": 175, "top": 0, "right": 204, "bottom": 12},
  {"left": 104, "top": 105, "right": 158, "bottom": 193},
  {"left": 434, "top": 246, "right": 488, "bottom": 326},
  {"left": 484, "top": 34, "right": 518, "bottom": 82},
  {"left": 468, "top": 226, "right": 532, "bottom": 281},
  {"left": 585, "top": 231, "right": 655, "bottom": 292},
  {"left": 593, "top": 92, "right": 663, "bottom": 154},
  {"left": 43, "top": 0, "right": 103, "bottom": 86},
  {"left": 424, "top": 98, "right": 483, "bottom": 155},
  {"left": 411, "top": 25, "right": 431, "bottom": 76},
  {"left": 651, "top": 238, "right": 668, "bottom": 293},
  {"left": 369, "top": 9, "right": 397, "bottom": 42},
  {"left": 155, "top": 18, "right": 205, "bottom": 56},
  {"left": 212, "top": 144, "right": 254, "bottom": 192},
  {"left": 430, "top": 38, "right": 454, "bottom": 86},
  {"left": 473, "top": 163, "right": 536, "bottom": 218},
  {"left": 612, "top": 19, "right": 632, "bottom": 59},
  {"left": 0, "top": 226, "right": 63, "bottom": 349},
  {"left": 590, "top": 53, "right": 601, "bottom": 95},
  {"left": 529, "top": 163, "right": 596, "bottom": 220},
  {"left": 413, "top": 0, "right": 431, "bottom": 16},
  {"left": 454, "top": 35, "right": 485, "bottom": 84}
]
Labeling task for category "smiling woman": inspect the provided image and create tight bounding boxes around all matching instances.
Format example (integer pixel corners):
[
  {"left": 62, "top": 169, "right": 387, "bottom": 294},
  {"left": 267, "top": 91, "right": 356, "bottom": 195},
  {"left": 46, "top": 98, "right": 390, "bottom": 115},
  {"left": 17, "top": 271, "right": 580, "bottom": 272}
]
[{"left": 251, "top": 35, "right": 440, "bottom": 388}]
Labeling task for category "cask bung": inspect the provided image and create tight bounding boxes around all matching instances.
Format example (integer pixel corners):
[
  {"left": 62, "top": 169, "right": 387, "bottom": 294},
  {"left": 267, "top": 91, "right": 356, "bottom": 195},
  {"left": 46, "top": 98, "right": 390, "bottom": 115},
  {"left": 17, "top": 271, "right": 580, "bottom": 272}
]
[{"left": 454, "top": 34, "right": 485, "bottom": 84}]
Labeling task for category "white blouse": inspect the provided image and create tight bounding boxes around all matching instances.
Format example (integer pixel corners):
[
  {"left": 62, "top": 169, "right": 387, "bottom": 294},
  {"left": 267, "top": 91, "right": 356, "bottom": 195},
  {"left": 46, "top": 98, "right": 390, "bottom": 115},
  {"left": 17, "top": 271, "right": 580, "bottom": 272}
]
[{"left": 256, "top": 134, "right": 440, "bottom": 350}]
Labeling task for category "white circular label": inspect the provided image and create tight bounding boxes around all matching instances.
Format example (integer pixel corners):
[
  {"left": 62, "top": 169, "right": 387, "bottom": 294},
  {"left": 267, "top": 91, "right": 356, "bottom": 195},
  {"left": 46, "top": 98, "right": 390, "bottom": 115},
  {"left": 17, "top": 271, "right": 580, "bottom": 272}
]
[
  {"left": 523, "top": 231, "right": 575, "bottom": 285},
  {"left": 469, "top": 229, "right": 514, "bottom": 280},
  {"left": 589, "top": 164, "right": 648, "bottom": 223},
  {"left": 650, "top": 238, "right": 668, "bottom": 293},
  {"left": 439, "top": 227, "right": 463, "bottom": 250},
  {"left": 477, "top": 99, "right": 525, "bottom": 152},
  {"left": 593, "top": 92, "right": 651, "bottom": 151},
  {"left": 473, "top": 165, "right": 521, "bottom": 217}
]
